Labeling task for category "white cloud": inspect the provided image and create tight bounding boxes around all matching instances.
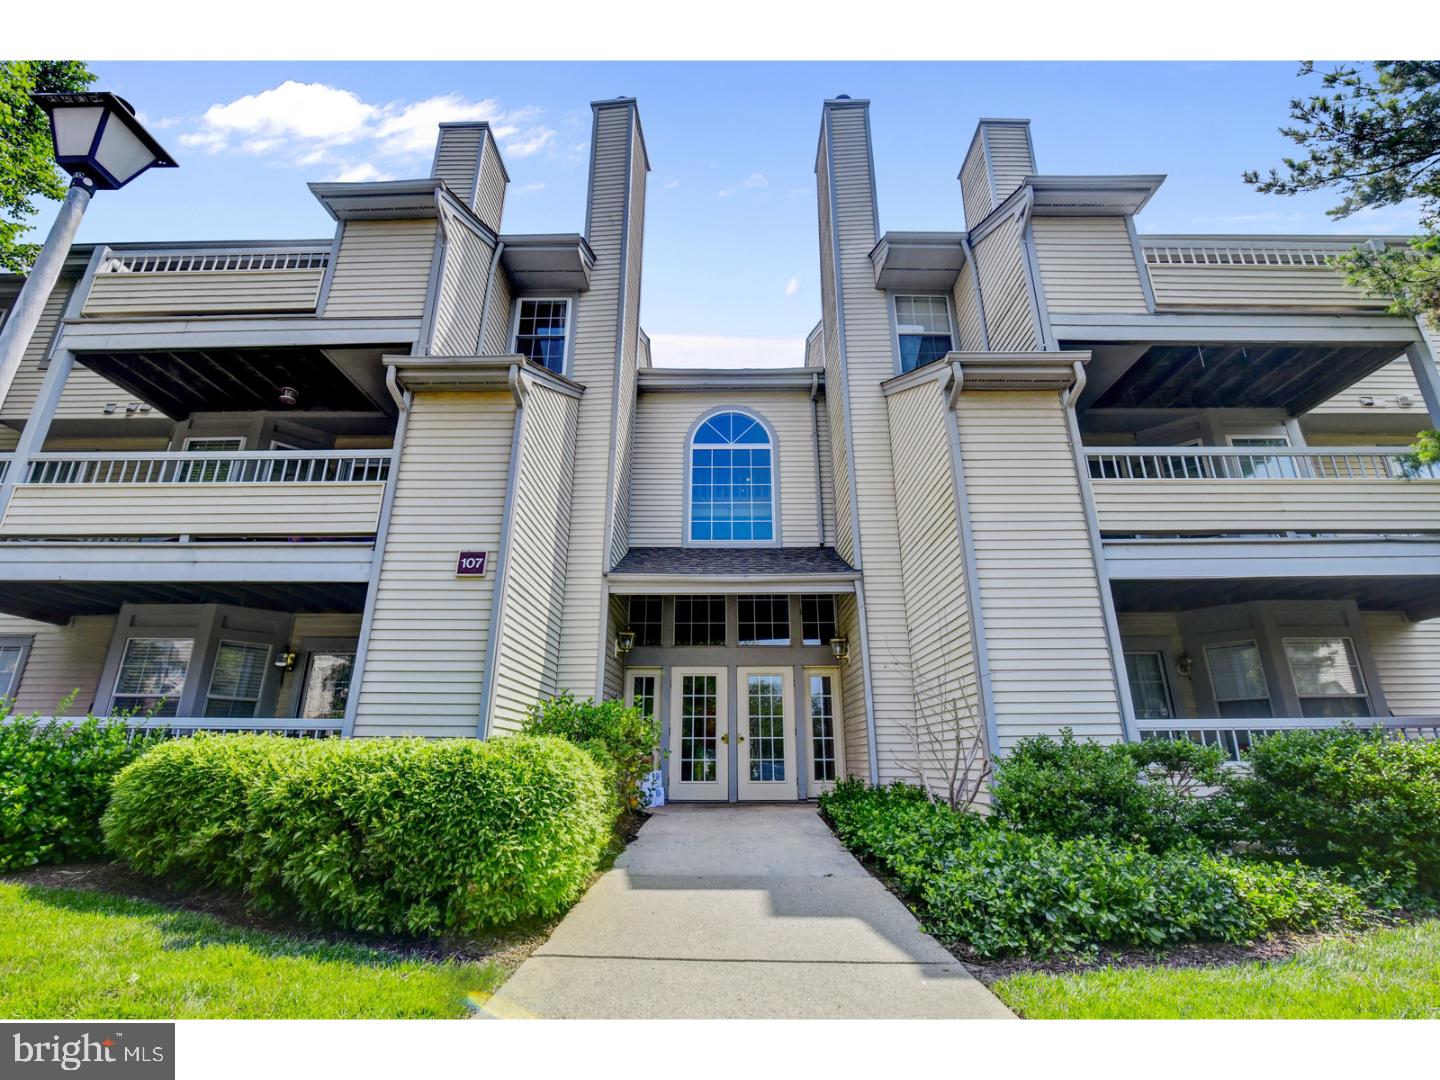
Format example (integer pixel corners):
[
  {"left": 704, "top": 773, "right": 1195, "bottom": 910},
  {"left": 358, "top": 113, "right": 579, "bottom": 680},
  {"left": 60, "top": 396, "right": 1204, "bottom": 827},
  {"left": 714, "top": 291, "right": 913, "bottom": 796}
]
[
  {"left": 513, "top": 181, "right": 546, "bottom": 195},
  {"left": 663, "top": 178, "right": 681, "bottom": 190},
  {"left": 372, "top": 93, "right": 505, "bottom": 156},
  {"left": 645, "top": 333, "right": 807, "bottom": 369},
  {"left": 180, "top": 81, "right": 376, "bottom": 155},
  {"left": 784, "top": 277, "right": 799, "bottom": 296},
  {"left": 327, "top": 162, "right": 394, "bottom": 183},
  {"left": 503, "top": 127, "right": 556, "bottom": 159},
  {"left": 718, "top": 172, "right": 769, "bottom": 198}
]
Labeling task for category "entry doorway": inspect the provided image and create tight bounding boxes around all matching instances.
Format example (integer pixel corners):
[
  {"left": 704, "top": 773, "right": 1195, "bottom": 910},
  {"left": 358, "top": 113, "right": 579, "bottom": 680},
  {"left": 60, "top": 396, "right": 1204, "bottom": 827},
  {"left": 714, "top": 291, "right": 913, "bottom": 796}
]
[
  {"left": 667, "top": 667, "right": 729, "bottom": 801},
  {"left": 737, "top": 667, "right": 797, "bottom": 801}
]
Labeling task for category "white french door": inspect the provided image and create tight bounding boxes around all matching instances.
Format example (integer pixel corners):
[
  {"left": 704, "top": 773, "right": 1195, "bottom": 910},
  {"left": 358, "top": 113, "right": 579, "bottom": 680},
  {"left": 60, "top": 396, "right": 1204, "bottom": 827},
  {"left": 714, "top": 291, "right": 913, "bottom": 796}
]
[
  {"left": 737, "top": 667, "right": 797, "bottom": 801},
  {"left": 667, "top": 668, "right": 728, "bottom": 801},
  {"left": 804, "top": 667, "right": 844, "bottom": 795}
]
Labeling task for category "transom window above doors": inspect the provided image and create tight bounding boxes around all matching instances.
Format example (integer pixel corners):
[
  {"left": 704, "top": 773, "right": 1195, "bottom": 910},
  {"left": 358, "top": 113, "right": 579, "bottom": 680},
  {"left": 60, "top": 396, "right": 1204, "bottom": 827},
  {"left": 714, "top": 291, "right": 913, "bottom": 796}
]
[
  {"left": 800, "top": 595, "right": 837, "bottom": 646},
  {"left": 689, "top": 410, "right": 775, "bottom": 544},
  {"left": 627, "top": 596, "right": 663, "bottom": 647},
  {"left": 673, "top": 596, "right": 727, "bottom": 647},
  {"left": 893, "top": 295, "right": 954, "bottom": 373},
  {"left": 739, "top": 596, "right": 790, "bottom": 646},
  {"left": 513, "top": 298, "right": 570, "bottom": 373}
]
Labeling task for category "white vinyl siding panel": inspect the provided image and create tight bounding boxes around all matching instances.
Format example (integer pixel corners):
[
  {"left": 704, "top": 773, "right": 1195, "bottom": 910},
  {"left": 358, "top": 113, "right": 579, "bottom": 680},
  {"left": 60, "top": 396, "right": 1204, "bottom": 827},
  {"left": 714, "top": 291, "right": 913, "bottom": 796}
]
[
  {"left": 1363, "top": 612, "right": 1440, "bottom": 716},
  {"left": 1146, "top": 263, "right": 1387, "bottom": 311},
  {"left": 952, "top": 259, "right": 986, "bottom": 351},
  {"left": 971, "top": 215, "right": 1039, "bottom": 351},
  {"left": 959, "top": 143, "right": 992, "bottom": 228},
  {"left": 82, "top": 270, "right": 323, "bottom": 317},
  {"left": 887, "top": 381, "right": 981, "bottom": 765},
  {"left": 955, "top": 391, "right": 1124, "bottom": 748},
  {"left": 433, "top": 126, "right": 484, "bottom": 200},
  {"left": 489, "top": 385, "right": 579, "bottom": 733},
  {"left": 0, "top": 614, "right": 116, "bottom": 715},
  {"left": 351, "top": 392, "right": 515, "bottom": 736},
  {"left": 815, "top": 143, "right": 856, "bottom": 566},
  {"left": 815, "top": 400, "right": 835, "bottom": 546},
  {"left": 836, "top": 592, "right": 869, "bottom": 780},
  {"left": 1312, "top": 322, "right": 1438, "bottom": 415},
  {"left": 984, "top": 124, "right": 1035, "bottom": 204},
  {"left": 323, "top": 219, "right": 438, "bottom": 319},
  {"left": 1089, "top": 478, "right": 1440, "bottom": 534},
  {"left": 607, "top": 138, "right": 647, "bottom": 570},
  {"left": 480, "top": 266, "right": 514, "bottom": 356},
  {"left": 629, "top": 391, "right": 831, "bottom": 548},
  {"left": 0, "top": 482, "right": 384, "bottom": 538},
  {"left": 429, "top": 213, "right": 494, "bottom": 356},
  {"left": 474, "top": 141, "right": 507, "bottom": 233},
  {"left": 1032, "top": 217, "right": 1148, "bottom": 314}
]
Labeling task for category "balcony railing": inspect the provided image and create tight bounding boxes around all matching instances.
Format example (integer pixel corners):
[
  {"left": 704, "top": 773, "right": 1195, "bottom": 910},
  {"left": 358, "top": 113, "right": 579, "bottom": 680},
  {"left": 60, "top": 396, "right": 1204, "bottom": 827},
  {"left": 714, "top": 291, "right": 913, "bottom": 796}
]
[
  {"left": 0, "top": 454, "right": 10, "bottom": 484},
  {"left": 98, "top": 248, "right": 331, "bottom": 274},
  {"left": 1141, "top": 238, "right": 1369, "bottom": 268},
  {"left": 1086, "top": 446, "right": 1435, "bottom": 481},
  {"left": 1139, "top": 718, "right": 1440, "bottom": 763},
  {"left": 32, "top": 717, "right": 341, "bottom": 739},
  {"left": 24, "top": 450, "right": 391, "bottom": 486},
  {"left": 83, "top": 243, "right": 332, "bottom": 317}
]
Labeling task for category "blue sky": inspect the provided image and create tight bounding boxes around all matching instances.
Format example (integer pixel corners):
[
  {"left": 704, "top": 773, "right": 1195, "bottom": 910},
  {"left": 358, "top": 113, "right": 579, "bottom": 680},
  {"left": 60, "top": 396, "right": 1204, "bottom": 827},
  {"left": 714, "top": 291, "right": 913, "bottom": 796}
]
[{"left": 30, "top": 61, "right": 1422, "bottom": 366}]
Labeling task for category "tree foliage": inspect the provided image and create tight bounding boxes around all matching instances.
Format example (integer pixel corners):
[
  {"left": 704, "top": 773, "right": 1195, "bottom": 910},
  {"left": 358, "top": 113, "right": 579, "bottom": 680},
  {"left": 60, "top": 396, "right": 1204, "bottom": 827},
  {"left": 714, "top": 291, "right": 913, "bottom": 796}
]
[
  {"left": 0, "top": 61, "right": 96, "bottom": 274},
  {"left": 1244, "top": 62, "right": 1440, "bottom": 324}
]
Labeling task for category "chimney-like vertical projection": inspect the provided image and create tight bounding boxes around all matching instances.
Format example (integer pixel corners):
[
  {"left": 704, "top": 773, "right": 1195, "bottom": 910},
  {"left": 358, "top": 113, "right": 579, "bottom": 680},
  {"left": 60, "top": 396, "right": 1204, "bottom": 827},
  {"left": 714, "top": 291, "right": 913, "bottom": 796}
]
[
  {"left": 432, "top": 122, "right": 509, "bottom": 232},
  {"left": 959, "top": 119, "right": 1035, "bottom": 228}
]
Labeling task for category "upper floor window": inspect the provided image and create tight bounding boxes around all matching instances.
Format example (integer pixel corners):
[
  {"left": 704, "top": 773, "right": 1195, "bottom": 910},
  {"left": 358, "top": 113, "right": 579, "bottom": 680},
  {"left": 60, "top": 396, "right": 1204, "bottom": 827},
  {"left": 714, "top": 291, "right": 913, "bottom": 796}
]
[
  {"left": 894, "top": 295, "right": 953, "bottom": 372},
  {"left": 689, "top": 411, "right": 775, "bottom": 543},
  {"left": 513, "top": 298, "right": 569, "bottom": 373}
]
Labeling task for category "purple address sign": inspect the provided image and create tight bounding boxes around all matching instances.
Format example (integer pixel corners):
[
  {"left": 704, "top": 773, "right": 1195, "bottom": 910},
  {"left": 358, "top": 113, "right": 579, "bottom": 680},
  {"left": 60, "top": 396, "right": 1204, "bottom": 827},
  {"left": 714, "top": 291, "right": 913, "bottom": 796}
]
[{"left": 455, "top": 551, "right": 488, "bottom": 576}]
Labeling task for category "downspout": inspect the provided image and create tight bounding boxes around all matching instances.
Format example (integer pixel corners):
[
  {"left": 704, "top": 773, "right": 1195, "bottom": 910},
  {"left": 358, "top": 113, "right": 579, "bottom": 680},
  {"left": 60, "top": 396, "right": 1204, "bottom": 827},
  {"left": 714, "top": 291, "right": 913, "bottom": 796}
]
[
  {"left": 476, "top": 240, "right": 505, "bottom": 355},
  {"left": 958, "top": 234, "right": 990, "bottom": 350},
  {"left": 810, "top": 371, "right": 824, "bottom": 546},
  {"left": 1060, "top": 358, "right": 1140, "bottom": 742}
]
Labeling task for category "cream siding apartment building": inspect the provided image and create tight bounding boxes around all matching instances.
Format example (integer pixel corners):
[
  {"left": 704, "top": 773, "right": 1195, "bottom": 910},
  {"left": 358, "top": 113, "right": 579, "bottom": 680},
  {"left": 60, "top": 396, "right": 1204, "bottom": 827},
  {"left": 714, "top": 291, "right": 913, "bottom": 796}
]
[{"left": 2, "top": 96, "right": 1438, "bottom": 801}]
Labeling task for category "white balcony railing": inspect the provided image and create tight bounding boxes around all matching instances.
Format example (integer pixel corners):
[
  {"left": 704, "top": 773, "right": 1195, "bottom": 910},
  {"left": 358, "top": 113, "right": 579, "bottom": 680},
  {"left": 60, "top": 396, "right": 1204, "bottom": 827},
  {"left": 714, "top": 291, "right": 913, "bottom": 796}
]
[
  {"left": 84, "top": 243, "right": 332, "bottom": 317},
  {"left": 0, "top": 454, "right": 10, "bottom": 484},
  {"left": 1085, "top": 446, "right": 1435, "bottom": 482},
  {"left": 98, "top": 247, "right": 331, "bottom": 274},
  {"left": 32, "top": 717, "right": 341, "bottom": 739},
  {"left": 1140, "top": 237, "right": 1370, "bottom": 268},
  {"left": 23, "top": 450, "right": 392, "bottom": 486},
  {"left": 1139, "top": 718, "right": 1440, "bottom": 763}
]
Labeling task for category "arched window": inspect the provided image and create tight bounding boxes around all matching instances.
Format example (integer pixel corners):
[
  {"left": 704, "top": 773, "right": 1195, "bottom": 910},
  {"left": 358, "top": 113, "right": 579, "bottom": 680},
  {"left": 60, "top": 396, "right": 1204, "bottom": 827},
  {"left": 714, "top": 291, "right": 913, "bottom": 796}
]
[{"left": 689, "top": 410, "right": 775, "bottom": 543}]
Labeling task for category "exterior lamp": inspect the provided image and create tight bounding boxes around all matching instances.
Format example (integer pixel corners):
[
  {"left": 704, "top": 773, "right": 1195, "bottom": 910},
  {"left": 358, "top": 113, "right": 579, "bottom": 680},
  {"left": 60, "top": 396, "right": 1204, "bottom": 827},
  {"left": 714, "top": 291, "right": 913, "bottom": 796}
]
[
  {"left": 614, "top": 629, "right": 637, "bottom": 658},
  {"left": 0, "top": 93, "right": 176, "bottom": 415},
  {"left": 829, "top": 636, "right": 850, "bottom": 662}
]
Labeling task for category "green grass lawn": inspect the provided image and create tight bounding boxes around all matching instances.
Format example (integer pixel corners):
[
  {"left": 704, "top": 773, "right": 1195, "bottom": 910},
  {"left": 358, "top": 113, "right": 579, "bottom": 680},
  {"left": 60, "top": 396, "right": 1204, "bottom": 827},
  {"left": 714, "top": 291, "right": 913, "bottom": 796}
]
[
  {"left": 0, "top": 883, "right": 503, "bottom": 1019},
  {"left": 991, "top": 919, "right": 1440, "bottom": 1019}
]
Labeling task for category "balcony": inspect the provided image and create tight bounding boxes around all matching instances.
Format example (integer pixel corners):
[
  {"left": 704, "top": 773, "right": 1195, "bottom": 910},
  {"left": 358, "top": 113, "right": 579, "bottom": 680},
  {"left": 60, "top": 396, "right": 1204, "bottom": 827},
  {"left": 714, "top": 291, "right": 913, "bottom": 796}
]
[
  {"left": 1086, "top": 446, "right": 1440, "bottom": 535},
  {"left": 0, "top": 449, "right": 390, "bottom": 540},
  {"left": 81, "top": 244, "right": 330, "bottom": 318},
  {"left": 1138, "top": 717, "right": 1440, "bottom": 762}
]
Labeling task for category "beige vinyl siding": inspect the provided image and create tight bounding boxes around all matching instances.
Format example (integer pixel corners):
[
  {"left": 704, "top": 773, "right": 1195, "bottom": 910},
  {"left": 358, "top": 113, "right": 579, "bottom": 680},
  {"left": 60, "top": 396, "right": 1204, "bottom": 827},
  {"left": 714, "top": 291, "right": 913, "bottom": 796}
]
[
  {"left": 629, "top": 391, "right": 831, "bottom": 548},
  {"left": 815, "top": 136, "right": 856, "bottom": 566},
  {"left": 602, "top": 593, "right": 625, "bottom": 701},
  {"left": 429, "top": 212, "right": 494, "bottom": 356},
  {"left": 1116, "top": 611, "right": 1198, "bottom": 717},
  {"left": 1089, "top": 477, "right": 1440, "bottom": 534},
  {"left": 836, "top": 592, "right": 869, "bottom": 779},
  {"left": 432, "top": 126, "right": 484, "bottom": 200},
  {"left": 607, "top": 135, "right": 647, "bottom": 571},
  {"left": 971, "top": 214, "right": 1039, "bottom": 351},
  {"left": 323, "top": 219, "right": 438, "bottom": 319},
  {"left": 0, "top": 614, "right": 115, "bottom": 714},
  {"left": 1032, "top": 217, "right": 1148, "bottom": 314},
  {"left": 82, "top": 270, "right": 323, "bottom": 317},
  {"left": 479, "top": 266, "right": 513, "bottom": 356},
  {"left": 821, "top": 103, "right": 918, "bottom": 779},
  {"left": 0, "top": 430, "right": 17, "bottom": 451},
  {"left": 952, "top": 259, "right": 986, "bottom": 351},
  {"left": 1312, "top": 322, "right": 1438, "bottom": 415},
  {"left": 474, "top": 137, "right": 507, "bottom": 233},
  {"left": 488, "top": 384, "right": 579, "bottom": 732},
  {"left": 804, "top": 327, "right": 823, "bottom": 369},
  {"left": 955, "top": 390, "right": 1124, "bottom": 747},
  {"left": 276, "top": 613, "right": 363, "bottom": 710},
  {"left": 959, "top": 142, "right": 992, "bottom": 228},
  {"left": 887, "top": 380, "right": 980, "bottom": 771},
  {"left": 0, "top": 482, "right": 384, "bottom": 538},
  {"left": 984, "top": 124, "right": 1034, "bottom": 204},
  {"left": 815, "top": 400, "right": 836, "bottom": 546},
  {"left": 555, "top": 103, "right": 642, "bottom": 695},
  {"left": 1364, "top": 612, "right": 1440, "bottom": 716},
  {"left": 352, "top": 392, "right": 514, "bottom": 736},
  {"left": 1146, "top": 262, "right": 1387, "bottom": 311}
]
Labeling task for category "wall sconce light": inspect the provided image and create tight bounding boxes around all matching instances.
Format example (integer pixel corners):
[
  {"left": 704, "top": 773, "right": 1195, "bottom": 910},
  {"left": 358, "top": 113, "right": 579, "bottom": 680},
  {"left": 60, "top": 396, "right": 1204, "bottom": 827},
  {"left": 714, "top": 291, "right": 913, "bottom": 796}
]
[
  {"left": 829, "top": 636, "right": 850, "bottom": 662},
  {"left": 614, "top": 629, "right": 636, "bottom": 658},
  {"left": 274, "top": 651, "right": 297, "bottom": 672},
  {"left": 1396, "top": 394, "right": 1414, "bottom": 408},
  {"left": 1175, "top": 652, "right": 1194, "bottom": 678},
  {"left": 1358, "top": 395, "right": 1376, "bottom": 407}
]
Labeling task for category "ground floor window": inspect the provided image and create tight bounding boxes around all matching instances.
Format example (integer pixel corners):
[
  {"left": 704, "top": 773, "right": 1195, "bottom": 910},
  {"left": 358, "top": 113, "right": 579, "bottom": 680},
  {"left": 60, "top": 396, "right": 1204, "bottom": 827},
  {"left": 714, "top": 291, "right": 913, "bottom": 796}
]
[
  {"left": 1124, "top": 651, "right": 1175, "bottom": 720},
  {"left": 299, "top": 651, "right": 355, "bottom": 720},
  {"left": 112, "top": 638, "right": 194, "bottom": 717},
  {"left": 204, "top": 641, "right": 271, "bottom": 718},
  {"left": 1283, "top": 637, "right": 1369, "bottom": 718},
  {"left": 0, "top": 642, "right": 27, "bottom": 699},
  {"left": 809, "top": 672, "right": 838, "bottom": 782},
  {"left": 1204, "top": 640, "right": 1272, "bottom": 719}
]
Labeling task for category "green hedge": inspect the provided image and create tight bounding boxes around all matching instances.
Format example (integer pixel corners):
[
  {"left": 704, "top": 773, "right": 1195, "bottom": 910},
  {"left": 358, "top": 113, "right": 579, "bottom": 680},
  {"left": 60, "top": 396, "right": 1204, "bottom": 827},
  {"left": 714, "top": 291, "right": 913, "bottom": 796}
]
[
  {"left": 821, "top": 780, "right": 1363, "bottom": 958},
  {"left": 522, "top": 693, "right": 658, "bottom": 811},
  {"left": 104, "top": 734, "right": 613, "bottom": 934},
  {"left": 0, "top": 709, "right": 158, "bottom": 873}
]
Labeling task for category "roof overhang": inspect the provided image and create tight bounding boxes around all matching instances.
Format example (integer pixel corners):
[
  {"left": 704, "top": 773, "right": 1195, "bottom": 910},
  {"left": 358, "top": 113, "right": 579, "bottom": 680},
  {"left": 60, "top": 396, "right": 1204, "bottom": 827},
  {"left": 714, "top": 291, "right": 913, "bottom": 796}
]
[
  {"left": 498, "top": 234, "right": 596, "bottom": 292},
  {"left": 883, "top": 351, "right": 1088, "bottom": 395},
  {"left": 1024, "top": 175, "right": 1166, "bottom": 216},
  {"left": 607, "top": 574, "right": 858, "bottom": 595},
  {"left": 638, "top": 368, "right": 824, "bottom": 393},
  {"left": 609, "top": 546, "right": 857, "bottom": 593},
  {"left": 869, "top": 231, "right": 968, "bottom": 290},
  {"left": 383, "top": 354, "right": 584, "bottom": 397},
  {"left": 308, "top": 179, "right": 447, "bottom": 221}
]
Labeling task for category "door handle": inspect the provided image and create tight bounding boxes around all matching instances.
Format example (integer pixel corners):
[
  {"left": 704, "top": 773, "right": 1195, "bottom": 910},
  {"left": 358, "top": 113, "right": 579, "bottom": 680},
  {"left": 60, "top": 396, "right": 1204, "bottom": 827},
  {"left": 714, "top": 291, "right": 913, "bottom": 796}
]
[
  {"left": 737, "top": 735, "right": 745, "bottom": 743},
  {"left": 720, "top": 734, "right": 728, "bottom": 745}
]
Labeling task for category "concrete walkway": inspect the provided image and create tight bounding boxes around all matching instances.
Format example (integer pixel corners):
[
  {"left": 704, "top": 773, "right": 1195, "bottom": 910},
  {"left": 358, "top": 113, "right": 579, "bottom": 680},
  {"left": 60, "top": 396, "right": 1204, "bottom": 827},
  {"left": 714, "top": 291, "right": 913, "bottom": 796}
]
[{"left": 481, "top": 804, "right": 1014, "bottom": 1019}]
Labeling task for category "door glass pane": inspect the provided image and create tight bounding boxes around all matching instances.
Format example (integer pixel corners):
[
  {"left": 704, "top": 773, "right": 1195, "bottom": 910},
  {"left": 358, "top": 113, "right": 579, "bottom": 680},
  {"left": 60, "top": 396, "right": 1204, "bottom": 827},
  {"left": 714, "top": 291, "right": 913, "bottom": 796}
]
[
  {"left": 747, "top": 674, "right": 785, "bottom": 782},
  {"left": 809, "top": 674, "right": 837, "bottom": 782},
  {"left": 1284, "top": 637, "right": 1369, "bottom": 718},
  {"left": 205, "top": 641, "right": 270, "bottom": 718},
  {"left": 680, "top": 674, "right": 718, "bottom": 783},
  {"left": 1124, "top": 652, "right": 1174, "bottom": 720},
  {"left": 630, "top": 675, "right": 657, "bottom": 722},
  {"left": 300, "top": 652, "right": 355, "bottom": 720},
  {"left": 112, "top": 638, "right": 193, "bottom": 717}
]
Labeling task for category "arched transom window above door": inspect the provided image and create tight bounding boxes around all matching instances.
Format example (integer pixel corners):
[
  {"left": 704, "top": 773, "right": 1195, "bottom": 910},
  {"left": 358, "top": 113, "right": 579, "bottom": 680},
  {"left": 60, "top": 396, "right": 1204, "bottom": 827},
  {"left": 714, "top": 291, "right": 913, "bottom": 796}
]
[{"left": 689, "top": 410, "right": 775, "bottom": 543}]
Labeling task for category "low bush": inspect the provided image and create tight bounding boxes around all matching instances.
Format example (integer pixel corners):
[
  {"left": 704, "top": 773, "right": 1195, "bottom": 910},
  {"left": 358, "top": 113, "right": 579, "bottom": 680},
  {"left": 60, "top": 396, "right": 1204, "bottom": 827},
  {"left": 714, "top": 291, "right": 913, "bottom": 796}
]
[
  {"left": 821, "top": 781, "right": 1362, "bottom": 958},
  {"left": 1229, "top": 727, "right": 1440, "bottom": 897},
  {"left": 105, "top": 734, "right": 613, "bottom": 935},
  {"left": 523, "top": 693, "right": 659, "bottom": 811},
  {"left": 0, "top": 705, "right": 158, "bottom": 873}
]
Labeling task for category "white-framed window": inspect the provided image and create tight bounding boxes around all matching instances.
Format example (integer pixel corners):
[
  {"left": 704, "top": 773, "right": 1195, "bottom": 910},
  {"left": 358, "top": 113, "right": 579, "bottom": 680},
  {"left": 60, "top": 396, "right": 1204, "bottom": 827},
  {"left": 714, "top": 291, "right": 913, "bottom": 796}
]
[
  {"left": 1124, "top": 651, "right": 1175, "bottom": 721},
  {"left": 738, "top": 596, "right": 790, "bottom": 646},
  {"left": 298, "top": 651, "right": 355, "bottom": 720},
  {"left": 894, "top": 295, "right": 954, "bottom": 373},
  {"left": 1204, "top": 640, "right": 1272, "bottom": 719},
  {"left": 181, "top": 436, "right": 245, "bottom": 483},
  {"left": 0, "top": 638, "right": 30, "bottom": 700},
  {"left": 800, "top": 595, "right": 838, "bottom": 646},
  {"left": 1283, "top": 637, "right": 1370, "bottom": 718},
  {"left": 1227, "top": 435, "right": 1299, "bottom": 479},
  {"left": 112, "top": 638, "right": 194, "bottom": 717},
  {"left": 204, "top": 640, "right": 271, "bottom": 719},
  {"left": 512, "top": 298, "right": 570, "bottom": 373},
  {"left": 689, "top": 410, "right": 775, "bottom": 543}
]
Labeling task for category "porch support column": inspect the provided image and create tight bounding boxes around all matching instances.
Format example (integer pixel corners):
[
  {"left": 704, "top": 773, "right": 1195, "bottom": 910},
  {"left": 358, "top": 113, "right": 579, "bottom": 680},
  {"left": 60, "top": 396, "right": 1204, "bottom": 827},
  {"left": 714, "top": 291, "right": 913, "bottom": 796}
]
[
  {"left": 0, "top": 347, "right": 75, "bottom": 521},
  {"left": 1405, "top": 330, "right": 1440, "bottom": 429}
]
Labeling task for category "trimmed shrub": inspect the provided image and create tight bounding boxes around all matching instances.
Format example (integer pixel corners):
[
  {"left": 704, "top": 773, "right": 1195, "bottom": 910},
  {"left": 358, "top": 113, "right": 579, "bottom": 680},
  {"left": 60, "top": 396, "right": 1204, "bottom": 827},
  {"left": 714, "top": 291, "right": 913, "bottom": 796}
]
[
  {"left": 104, "top": 733, "right": 613, "bottom": 935},
  {"left": 0, "top": 706, "right": 159, "bottom": 872},
  {"left": 1229, "top": 727, "right": 1440, "bottom": 897},
  {"left": 821, "top": 781, "right": 1362, "bottom": 958},
  {"left": 523, "top": 693, "right": 659, "bottom": 811}
]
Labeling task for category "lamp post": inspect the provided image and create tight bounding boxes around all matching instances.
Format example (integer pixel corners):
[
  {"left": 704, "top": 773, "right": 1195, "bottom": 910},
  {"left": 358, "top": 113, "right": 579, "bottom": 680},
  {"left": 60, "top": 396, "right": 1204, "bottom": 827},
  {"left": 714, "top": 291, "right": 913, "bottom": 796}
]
[{"left": 0, "top": 93, "right": 175, "bottom": 410}]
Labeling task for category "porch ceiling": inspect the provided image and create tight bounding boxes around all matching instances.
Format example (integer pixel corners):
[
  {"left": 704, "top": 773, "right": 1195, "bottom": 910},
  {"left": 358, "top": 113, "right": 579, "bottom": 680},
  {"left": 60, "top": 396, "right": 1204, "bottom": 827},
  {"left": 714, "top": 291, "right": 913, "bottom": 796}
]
[
  {"left": 0, "top": 581, "right": 367, "bottom": 625},
  {"left": 1089, "top": 341, "right": 1403, "bottom": 415},
  {"left": 1113, "top": 575, "right": 1440, "bottom": 622},
  {"left": 75, "top": 346, "right": 395, "bottom": 420}
]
